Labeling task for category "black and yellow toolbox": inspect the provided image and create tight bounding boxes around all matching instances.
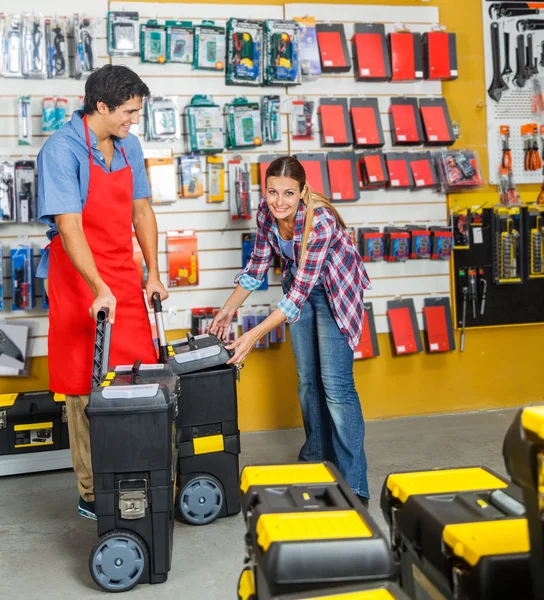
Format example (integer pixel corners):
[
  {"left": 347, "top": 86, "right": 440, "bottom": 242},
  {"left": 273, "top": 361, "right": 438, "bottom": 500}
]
[
  {"left": 153, "top": 294, "right": 241, "bottom": 525},
  {"left": 238, "top": 462, "right": 395, "bottom": 599},
  {"left": 503, "top": 405, "right": 544, "bottom": 600},
  {"left": 380, "top": 466, "right": 531, "bottom": 600},
  {"left": 86, "top": 309, "right": 178, "bottom": 592},
  {"left": 0, "top": 390, "right": 72, "bottom": 476}
]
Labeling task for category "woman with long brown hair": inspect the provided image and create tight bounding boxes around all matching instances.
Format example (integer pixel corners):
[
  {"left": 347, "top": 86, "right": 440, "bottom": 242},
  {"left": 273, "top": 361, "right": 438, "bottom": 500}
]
[{"left": 209, "top": 156, "right": 371, "bottom": 504}]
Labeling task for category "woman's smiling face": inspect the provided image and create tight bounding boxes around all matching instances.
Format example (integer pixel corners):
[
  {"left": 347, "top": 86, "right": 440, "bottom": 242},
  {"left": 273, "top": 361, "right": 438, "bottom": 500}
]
[{"left": 265, "top": 176, "right": 303, "bottom": 222}]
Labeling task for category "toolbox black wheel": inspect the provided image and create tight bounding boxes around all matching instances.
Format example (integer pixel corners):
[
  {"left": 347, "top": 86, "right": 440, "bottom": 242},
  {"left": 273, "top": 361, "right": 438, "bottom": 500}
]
[
  {"left": 89, "top": 530, "right": 148, "bottom": 592},
  {"left": 178, "top": 473, "right": 224, "bottom": 525}
]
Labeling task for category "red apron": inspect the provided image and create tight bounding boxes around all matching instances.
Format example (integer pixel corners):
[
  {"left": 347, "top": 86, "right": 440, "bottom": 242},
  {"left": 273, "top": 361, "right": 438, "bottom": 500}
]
[{"left": 48, "top": 115, "right": 157, "bottom": 394}]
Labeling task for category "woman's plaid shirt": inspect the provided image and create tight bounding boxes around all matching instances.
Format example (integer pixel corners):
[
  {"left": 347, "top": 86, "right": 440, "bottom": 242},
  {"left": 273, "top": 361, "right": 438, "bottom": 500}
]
[{"left": 235, "top": 199, "right": 371, "bottom": 349}]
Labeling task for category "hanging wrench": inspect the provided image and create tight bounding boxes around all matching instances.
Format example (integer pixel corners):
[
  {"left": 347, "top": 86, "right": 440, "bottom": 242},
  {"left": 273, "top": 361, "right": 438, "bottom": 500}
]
[
  {"left": 488, "top": 23, "right": 509, "bottom": 101},
  {"left": 514, "top": 34, "right": 527, "bottom": 87}
]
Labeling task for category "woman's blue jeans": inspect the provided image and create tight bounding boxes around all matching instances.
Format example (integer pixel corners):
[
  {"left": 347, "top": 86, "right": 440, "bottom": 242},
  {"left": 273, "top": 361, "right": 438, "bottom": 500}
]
[{"left": 290, "top": 286, "right": 369, "bottom": 498}]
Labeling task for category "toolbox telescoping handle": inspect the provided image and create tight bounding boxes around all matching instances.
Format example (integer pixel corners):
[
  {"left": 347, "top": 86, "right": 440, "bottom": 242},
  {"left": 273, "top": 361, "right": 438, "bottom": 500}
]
[
  {"left": 92, "top": 307, "right": 112, "bottom": 388},
  {"left": 151, "top": 292, "right": 169, "bottom": 364}
]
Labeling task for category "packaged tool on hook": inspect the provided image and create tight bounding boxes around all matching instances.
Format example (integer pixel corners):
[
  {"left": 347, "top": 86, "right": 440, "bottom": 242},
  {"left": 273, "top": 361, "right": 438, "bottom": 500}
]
[
  {"left": 55, "top": 97, "right": 67, "bottom": 129},
  {"left": 226, "top": 18, "right": 263, "bottom": 86},
  {"left": 22, "top": 12, "right": 46, "bottom": 78},
  {"left": 45, "top": 17, "right": 67, "bottom": 79},
  {"left": 225, "top": 98, "right": 262, "bottom": 149},
  {"left": 144, "top": 96, "right": 181, "bottom": 141},
  {"left": 429, "top": 227, "right": 453, "bottom": 260},
  {"left": 492, "top": 206, "right": 523, "bottom": 285},
  {"left": 0, "top": 160, "right": 16, "bottom": 223},
  {"left": 10, "top": 243, "right": 35, "bottom": 311},
  {"left": 294, "top": 16, "right": 321, "bottom": 80},
  {"left": 73, "top": 14, "right": 97, "bottom": 80},
  {"left": 42, "top": 97, "right": 56, "bottom": 132},
  {"left": 207, "top": 156, "right": 225, "bottom": 203},
  {"left": 186, "top": 95, "right": 224, "bottom": 153},
  {"left": 527, "top": 205, "right": 544, "bottom": 279},
  {"left": 15, "top": 160, "right": 36, "bottom": 223},
  {"left": 107, "top": 11, "right": 139, "bottom": 57},
  {"left": 18, "top": 96, "right": 32, "bottom": 146},
  {"left": 261, "top": 95, "right": 281, "bottom": 143},
  {"left": 291, "top": 98, "right": 314, "bottom": 140},
  {"left": 194, "top": 21, "right": 225, "bottom": 71},
  {"left": 140, "top": 19, "right": 166, "bottom": 63},
  {"left": 228, "top": 157, "right": 252, "bottom": 221},
  {"left": 179, "top": 155, "right": 204, "bottom": 198},
  {"left": 4, "top": 14, "right": 23, "bottom": 77},
  {"left": 0, "top": 14, "right": 5, "bottom": 76},
  {"left": 166, "top": 20, "right": 193, "bottom": 64},
  {"left": 264, "top": 19, "right": 301, "bottom": 85},
  {"left": 435, "top": 149, "right": 484, "bottom": 192},
  {"left": 498, "top": 166, "right": 519, "bottom": 205}
]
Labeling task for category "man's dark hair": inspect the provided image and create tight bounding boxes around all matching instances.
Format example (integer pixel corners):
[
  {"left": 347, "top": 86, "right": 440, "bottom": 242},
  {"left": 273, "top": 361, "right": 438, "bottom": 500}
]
[{"left": 83, "top": 65, "right": 150, "bottom": 115}]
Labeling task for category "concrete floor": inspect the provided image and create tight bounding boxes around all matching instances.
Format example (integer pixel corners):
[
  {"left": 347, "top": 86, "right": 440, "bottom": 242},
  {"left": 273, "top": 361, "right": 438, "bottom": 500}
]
[{"left": 0, "top": 408, "right": 518, "bottom": 599}]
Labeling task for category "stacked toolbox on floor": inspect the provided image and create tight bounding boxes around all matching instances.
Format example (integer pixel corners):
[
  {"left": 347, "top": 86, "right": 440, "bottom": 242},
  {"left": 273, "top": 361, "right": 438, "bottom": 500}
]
[
  {"left": 0, "top": 391, "right": 72, "bottom": 476},
  {"left": 503, "top": 405, "right": 544, "bottom": 600},
  {"left": 153, "top": 294, "right": 241, "bottom": 525},
  {"left": 86, "top": 309, "right": 178, "bottom": 592},
  {"left": 237, "top": 462, "right": 402, "bottom": 599},
  {"left": 381, "top": 466, "right": 532, "bottom": 600}
]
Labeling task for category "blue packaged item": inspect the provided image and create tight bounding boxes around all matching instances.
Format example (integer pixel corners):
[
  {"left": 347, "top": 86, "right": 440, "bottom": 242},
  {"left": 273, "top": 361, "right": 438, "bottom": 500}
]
[
  {"left": 242, "top": 233, "right": 268, "bottom": 290},
  {"left": 269, "top": 320, "right": 285, "bottom": 343},
  {"left": 265, "top": 20, "right": 301, "bottom": 85},
  {"left": 226, "top": 19, "right": 263, "bottom": 86},
  {"left": 55, "top": 97, "right": 67, "bottom": 129},
  {"left": 42, "top": 97, "right": 56, "bottom": 132},
  {"left": 254, "top": 306, "right": 270, "bottom": 349},
  {"left": 294, "top": 16, "right": 321, "bottom": 80},
  {"left": 10, "top": 244, "right": 34, "bottom": 311},
  {"left": 40, "top": 249, "right": 49, "bottom": 309}
]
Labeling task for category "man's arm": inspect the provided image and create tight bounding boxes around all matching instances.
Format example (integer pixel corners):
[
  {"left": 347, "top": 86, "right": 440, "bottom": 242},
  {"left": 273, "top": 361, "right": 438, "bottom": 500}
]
[
  {"left": 55, "top": 213, "right": 117, "bottom": 322},
  {"left": 133, "top": 198, "right": 168, "bottom": 306}
]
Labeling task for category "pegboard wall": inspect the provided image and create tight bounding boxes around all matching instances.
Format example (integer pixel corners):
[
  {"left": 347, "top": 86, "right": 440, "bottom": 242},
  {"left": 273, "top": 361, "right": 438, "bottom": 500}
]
[
  {"left": 482, "top": 0, "right": 544, "bottom": 185},
  {"left": 0, "top": 0, "right": 450, "bottom": 358}
]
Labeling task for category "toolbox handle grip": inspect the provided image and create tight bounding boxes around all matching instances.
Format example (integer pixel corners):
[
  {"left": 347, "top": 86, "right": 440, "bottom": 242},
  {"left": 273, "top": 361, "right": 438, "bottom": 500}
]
[
  {"left": 151, "top": 292, "right": 169, "bottom": 364},
  {"left": 186, "top": 332, "right": 197, "bottom": 351},
  {"left": 130, "top": 360, "right": 142, "bottom": 385},
  {"left": 92, "top": 307, "right": 112, "bottom": 388}
]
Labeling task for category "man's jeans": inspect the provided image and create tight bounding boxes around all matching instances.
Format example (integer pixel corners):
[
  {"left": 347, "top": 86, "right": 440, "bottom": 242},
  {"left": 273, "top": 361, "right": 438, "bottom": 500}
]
[{"left": 290, "top": 286, "right": 369, "bottom": 498}]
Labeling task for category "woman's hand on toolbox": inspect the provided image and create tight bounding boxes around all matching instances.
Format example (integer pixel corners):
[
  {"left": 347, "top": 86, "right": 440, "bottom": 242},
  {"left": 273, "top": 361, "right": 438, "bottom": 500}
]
[
  {"left": 226, "top": 331, "right": 258, "bottom": 365},
  {"left": 209, "top": 307, "right": 235, "bottom": 341},
  {"left": 90, "top": 283, "right": 117, "bottom": 324}
]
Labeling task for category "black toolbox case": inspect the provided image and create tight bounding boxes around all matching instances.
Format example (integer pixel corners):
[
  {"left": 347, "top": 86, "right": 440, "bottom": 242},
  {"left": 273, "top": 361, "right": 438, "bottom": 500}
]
[
  {"left": 239, "top": 462, "right": 395, "bottom": 598},
  {"left": 86, "top": 308, "right": 178, "bottom": 592},
  {"left": 0, "top": 390, "right": 69, "bottom": 456},
  {"left": 381, "top": 466, "right": 531, "bottom": 600},
  {"left": 153, "top": 294, "right": 241, "bottom": 525}
]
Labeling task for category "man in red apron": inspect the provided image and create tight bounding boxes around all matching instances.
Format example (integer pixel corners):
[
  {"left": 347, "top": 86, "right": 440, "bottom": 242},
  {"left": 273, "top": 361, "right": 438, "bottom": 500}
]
[{"left": 37, "top": 65, "right": 167, "bottom": 520}]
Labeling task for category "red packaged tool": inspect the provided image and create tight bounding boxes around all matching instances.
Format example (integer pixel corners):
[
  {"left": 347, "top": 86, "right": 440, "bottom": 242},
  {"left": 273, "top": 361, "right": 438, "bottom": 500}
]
[
  {"left": 409, "top": 152, "right": 439, "bottom": 189},
  {"left": 387, "top": 298, "right": 423, "bottom": 355},
  {"left": 360, "top": 151, "right": 389, "bottom": 188},
  {"left": 419, "top": 98, "right": 455, "bottom": 146},
  {"left": 358, "top": 227, "right": 385, "bottom": 261},
  {"left": 258, "top": 154, "right": 281, "bottom": 197},
  {"left": 319, "top": 98, "right": 352, "bottom": 146},
  {"left": 430, "top": 227, "right": 453, "bottom": 260},
  {"left": 352, "top": 23, "right": 391, "bottom": 82},
  {"left": 354, "top": 302, "right": 380, "bottom": 360},
  {"left": 389, "top": 30, "right": 423, "bottom": 81},
  {"left": 423, "top": 297, "right": 456, "bottom": 353},
  {"left": 385, "top": 153, "right": 414, "bottom": 189},
  {"left": 405, "top": 225, "right": 431, "bottom": 259},
  {"left": 327, "top": 152, "right": 359, "bottom": 202},
  {"left": 384, "top": 227, "right": 410, "bottom": 262},
  {"left": 350, "top": 98, "right": 385, "bottom": 149},
  {"left": 389, "top": 97, "right": 424, "bottom": 146},
  {"left": 316, "top": 23, "right": 351, "bottom": 73},
  {"left": 295, "top": 153, "right": 331, "bottom": 197},
  {"left": 422, "top": 31, "right": 458, "bottom": 81}
]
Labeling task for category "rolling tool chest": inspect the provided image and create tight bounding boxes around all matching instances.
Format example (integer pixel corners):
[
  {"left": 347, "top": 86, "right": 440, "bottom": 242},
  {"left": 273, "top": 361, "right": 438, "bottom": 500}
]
[
  {"left": 381, "top": 466, "right": 531, "bottom": 600},
  {"left": 0, "top": 391, "right": 71, "bottom": 476},
  {"left": 504, "top": 405, "right": 544, "bottom": 600},
  {"left": 86, "top": 309, "right": 178, "bottom": 592},
  {"left": 238, "top": 462, "right": 395, "bottom": 599},
  {"left": 153, "top": 294, "right": 241, "bottom": 525}
]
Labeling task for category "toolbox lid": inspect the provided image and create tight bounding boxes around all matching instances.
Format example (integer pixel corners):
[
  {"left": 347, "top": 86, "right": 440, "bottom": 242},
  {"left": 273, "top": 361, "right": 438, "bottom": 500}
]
[
  {"left": 101, "top": 384, "right": 159, "bottom": 399},
  {"left": 0, "top": 393, "right": 18, "bottom": 407},
  {"left": 240, "top": 463, "right": 336, "bottom": 493},
  {"left": 443, "top": 518, "right": 529, "bottom": 566},
  {"left": 256, "top": 510, "right": 372, "bottom": 552},
  {"left": 114, "top": 363, "right": 168, "bottom": 372},
  {"left": 521, "top": 405, "right": 544, "bottom": 439},
  {"left": 386, "top": 467, "right": 508, "bottom": 503},
  {"left": 173, "top": 345, "right": 221, "bottom": 364},
  {"left": 302, "top": 592, "right": 398, "bottom": 599}
]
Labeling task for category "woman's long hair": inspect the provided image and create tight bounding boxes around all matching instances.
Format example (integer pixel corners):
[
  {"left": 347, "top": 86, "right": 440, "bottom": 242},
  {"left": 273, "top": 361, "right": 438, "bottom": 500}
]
[{"left": 265, "top": 156, "right": 346, "bottom": 265}]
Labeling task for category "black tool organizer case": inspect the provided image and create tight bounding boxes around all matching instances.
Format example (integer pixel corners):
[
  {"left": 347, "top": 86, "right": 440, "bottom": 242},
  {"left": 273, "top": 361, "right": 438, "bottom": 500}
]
[
  {"left": 86, "top": 309, "right": 178, "bottom": 592},
  {"left": 0, "top": 391, "right": 69, "bottom": 456},
  {"left": 453, "top": 206, "right": 544, "bottom": 328},
  {"left": 153, "top": 295, "right": 241, "bottom": 525},
  {"left": 240, "top": 462, "right": 395, "bottom": 598},
  {"left": 381, "top": 466, "right": 531, "bottom": 600}
]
